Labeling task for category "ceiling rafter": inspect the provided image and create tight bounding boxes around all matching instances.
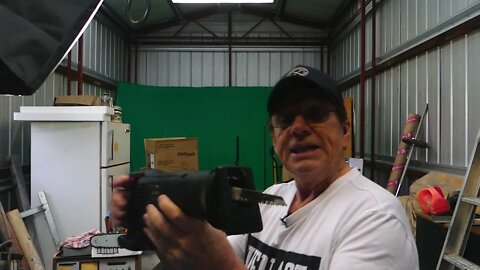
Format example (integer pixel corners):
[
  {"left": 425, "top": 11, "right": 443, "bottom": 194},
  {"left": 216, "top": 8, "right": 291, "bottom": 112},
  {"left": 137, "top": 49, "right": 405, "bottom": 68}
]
[
  {"left": 242, "top": 17, "right": 266, "bottom": 37},
  {"left": 167, "top": 0, "right": 184, "bottom": 20},
  {"left": 173, "top": 21, "right": 190, "bottom": 37},
  {"left": 131, "top": 36, "right": 329, "bottom": 46},
  {"left": 276, "top": 0, "right": 287, "bottom": 18},
  {"left": 328, "top": 0, "right": 355, "bottom": 27},
  {"left": 192, "top": 20, "right": 218, "bottom": 37},
  {"left": 270, "top": 19, "right": 291, "bottom": 38},
  {"left": 131, "top": 6, "right": 220, "bottom": 35},
  {"left": 99, "top": 3, "right": 132, "bottom": 33},
  {"left": 102, "top": 0, "right": 352, "bottom": 37},
  {"left": 240, "top": 5, "right": 328, "bottom": 29}
]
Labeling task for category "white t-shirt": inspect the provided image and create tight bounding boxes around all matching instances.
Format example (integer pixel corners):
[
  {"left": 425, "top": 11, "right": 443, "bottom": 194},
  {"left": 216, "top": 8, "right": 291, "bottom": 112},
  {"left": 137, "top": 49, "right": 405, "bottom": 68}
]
[{"left": 228, "top": 168, "right": 419, "bottom": 270}]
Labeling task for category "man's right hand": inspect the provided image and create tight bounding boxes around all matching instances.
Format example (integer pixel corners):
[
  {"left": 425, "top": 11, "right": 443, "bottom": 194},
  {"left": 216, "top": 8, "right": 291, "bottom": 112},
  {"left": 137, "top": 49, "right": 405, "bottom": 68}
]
[{"left": 143, "top": 194, "right": 247, "bottom": 270}]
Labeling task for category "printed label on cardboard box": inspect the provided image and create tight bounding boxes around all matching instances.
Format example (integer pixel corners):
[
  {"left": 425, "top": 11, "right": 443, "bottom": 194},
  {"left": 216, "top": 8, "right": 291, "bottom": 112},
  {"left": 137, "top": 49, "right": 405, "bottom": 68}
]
[{"left": 145, "top": 137, "right": 198, "bottom": 172}]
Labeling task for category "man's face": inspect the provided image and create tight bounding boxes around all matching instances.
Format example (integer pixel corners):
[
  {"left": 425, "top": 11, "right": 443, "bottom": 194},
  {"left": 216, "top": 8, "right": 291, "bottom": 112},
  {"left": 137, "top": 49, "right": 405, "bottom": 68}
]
[{"left": 270, "top": 99, "right": 349, "bottom": 178}]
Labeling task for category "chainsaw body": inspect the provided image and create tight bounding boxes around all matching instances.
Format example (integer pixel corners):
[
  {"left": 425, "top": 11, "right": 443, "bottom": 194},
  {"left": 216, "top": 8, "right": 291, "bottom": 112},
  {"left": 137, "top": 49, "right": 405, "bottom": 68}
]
[{"left": 118, "top": 166, "right": 263, "bottom": 250}]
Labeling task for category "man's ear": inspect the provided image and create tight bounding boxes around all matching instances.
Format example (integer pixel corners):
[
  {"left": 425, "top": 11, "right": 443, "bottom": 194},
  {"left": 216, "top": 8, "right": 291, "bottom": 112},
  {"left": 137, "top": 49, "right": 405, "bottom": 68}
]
[
  {"left": 342, "top": 120, "right": 350, "bottom": 136},
  {"left": 268, "top": 121, "right": 277, "bottom": 147},
  {"left": 341, "top": 120, "right": 351, "bottom": 150},
  {"left": 270, "top": 133, "right": 277, "bottom": 149},
  {"left": 269, "top": 129, "right": 281, "bottom": 156}
]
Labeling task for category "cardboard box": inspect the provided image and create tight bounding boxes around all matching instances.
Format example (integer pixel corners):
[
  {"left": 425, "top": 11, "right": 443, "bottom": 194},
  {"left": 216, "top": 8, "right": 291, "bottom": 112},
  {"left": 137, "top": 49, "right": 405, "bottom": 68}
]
[
  {"left": 145, "top": 137, "right": 198, "bottom": 172},
  {"left": 54, "top": 95, "right": 99, "bottom": 106}
]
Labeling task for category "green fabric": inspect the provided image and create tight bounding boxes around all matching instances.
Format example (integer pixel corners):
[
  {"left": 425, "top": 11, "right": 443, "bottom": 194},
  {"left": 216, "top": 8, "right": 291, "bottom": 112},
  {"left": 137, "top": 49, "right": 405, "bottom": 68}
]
[{"left": 116, "top": 83, "right": 276, "bottom": 190}]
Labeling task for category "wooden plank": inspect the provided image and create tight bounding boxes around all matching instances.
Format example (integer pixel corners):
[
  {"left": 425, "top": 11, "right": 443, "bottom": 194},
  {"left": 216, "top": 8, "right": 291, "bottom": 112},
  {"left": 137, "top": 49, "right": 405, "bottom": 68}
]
[
  {"left": 0, "top": 203, "right": 30, "bottom": 270},
  {"left": 7, "top": 209, "right": 44, "bottom": 270}
]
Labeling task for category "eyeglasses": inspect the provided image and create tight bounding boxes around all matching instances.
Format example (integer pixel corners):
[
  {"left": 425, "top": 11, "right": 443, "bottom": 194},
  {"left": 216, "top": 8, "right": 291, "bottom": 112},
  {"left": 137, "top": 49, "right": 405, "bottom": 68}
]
[{"left": 271, "top": 106, "right": 334, "bottom": 130}]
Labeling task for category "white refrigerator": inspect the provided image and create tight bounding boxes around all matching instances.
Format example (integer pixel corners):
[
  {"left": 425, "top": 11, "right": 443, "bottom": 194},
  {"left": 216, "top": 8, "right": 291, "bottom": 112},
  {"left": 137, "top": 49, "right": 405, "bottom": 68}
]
[{"left": 15, "top": 106, "right": 130, "bottom": 269}]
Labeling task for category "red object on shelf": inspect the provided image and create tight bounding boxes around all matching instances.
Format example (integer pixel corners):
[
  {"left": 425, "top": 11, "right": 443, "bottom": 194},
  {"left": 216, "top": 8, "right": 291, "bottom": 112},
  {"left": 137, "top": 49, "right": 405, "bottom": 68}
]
[{"left": 417, "top": 186, "right": 451, "bottom": 215}]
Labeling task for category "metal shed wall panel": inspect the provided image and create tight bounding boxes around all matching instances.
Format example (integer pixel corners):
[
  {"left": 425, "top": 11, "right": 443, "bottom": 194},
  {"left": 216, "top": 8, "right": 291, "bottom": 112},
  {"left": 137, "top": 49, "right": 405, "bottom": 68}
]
[
  {"left": 133, "top": 47, "right": 325, "bottom": 87},
  {"left": 332, "top": 21, "right": 366, "bottom": 79},
  {"left": 335, "top": 0, "right": 480, "bottom": 172},
  {"left": 75, "top": 19, "right": 127, "bottom": 81},
  {"left": 0, "top": 18, "right": 126, "bottom": 168},
  {"left": 376, "top": 0, "right": 479, "bottom": 57},
  {"left": 0, "top": 74, "right": 65, "bottom": 168}
]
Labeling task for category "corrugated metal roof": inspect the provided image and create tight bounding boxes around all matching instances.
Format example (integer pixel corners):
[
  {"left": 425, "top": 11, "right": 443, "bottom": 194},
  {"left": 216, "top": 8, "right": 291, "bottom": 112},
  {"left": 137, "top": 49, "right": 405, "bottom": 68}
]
[{"left": 102, "top": 0, "right": 349, "bottom": 34}]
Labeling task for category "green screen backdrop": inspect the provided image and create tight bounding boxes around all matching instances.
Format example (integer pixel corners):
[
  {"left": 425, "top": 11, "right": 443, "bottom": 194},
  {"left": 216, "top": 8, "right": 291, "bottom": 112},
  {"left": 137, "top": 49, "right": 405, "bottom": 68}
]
[{"left": 116, "top": 83, "right": 276, "bottom": 190}]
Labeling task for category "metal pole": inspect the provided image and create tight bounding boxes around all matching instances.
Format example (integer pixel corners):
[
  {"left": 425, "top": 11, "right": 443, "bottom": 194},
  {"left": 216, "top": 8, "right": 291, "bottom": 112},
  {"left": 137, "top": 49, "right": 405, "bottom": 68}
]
[
  {"left": 370, "top": 0, "right": 377, "bottom": 179},
  {"left": 134, "top": 44, "right": 138, "bottom": 84},
  {"left": 127, "top": 42, "right": 131, "bottom": 83},
  {"left": 320, "top": 46, "right": 324, "bottom": 72},
  {"left": 228, "top": 11, "right": 232, "bottom": 87},
  {"left": 67, "top": 51, "right": 72, "bottom": 96},
  {"left": 360, "top": 0, "right": 366, "bottom": 158},
  {"left": 78, "top": 35, "right": 84, "bottom": 95}
]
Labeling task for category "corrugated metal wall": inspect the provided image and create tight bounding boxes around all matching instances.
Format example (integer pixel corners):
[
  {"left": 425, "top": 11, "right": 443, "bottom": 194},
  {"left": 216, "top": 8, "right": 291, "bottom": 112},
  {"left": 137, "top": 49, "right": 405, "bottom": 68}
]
[
  {"left": 131, "top": 14, "right": 327, "bottom": 87},
  {"left": 0, "top": 18, "right": 127, "bottom": 168},
  {"left": 133, "top": 46, "right": 326, "bottom": 87},
  {"left": 335, "top": 0, "right": 480, "bottom": 175},
  {"left": 81, "top": 19, "right": 128, "bottom": 83}
]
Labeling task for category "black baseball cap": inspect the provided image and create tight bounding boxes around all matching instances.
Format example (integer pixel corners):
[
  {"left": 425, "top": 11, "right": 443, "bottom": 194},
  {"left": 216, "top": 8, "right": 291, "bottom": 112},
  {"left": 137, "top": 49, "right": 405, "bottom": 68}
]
[{"left": 267, "top": 65, "right": 346, "bottom": 121}]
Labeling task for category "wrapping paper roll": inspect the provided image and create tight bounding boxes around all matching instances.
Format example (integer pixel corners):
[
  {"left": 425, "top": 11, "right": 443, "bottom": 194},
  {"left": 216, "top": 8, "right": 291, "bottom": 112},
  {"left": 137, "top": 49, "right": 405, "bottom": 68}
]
[{"left": 387, "top": 113, "right": 421, "bottom": 193}]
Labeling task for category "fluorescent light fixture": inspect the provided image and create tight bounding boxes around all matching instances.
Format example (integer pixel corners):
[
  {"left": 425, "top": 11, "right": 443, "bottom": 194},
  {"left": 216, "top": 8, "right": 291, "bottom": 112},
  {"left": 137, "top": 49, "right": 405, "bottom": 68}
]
[{"left": 172, "top": 0, "right": 274, "bottom": 3}]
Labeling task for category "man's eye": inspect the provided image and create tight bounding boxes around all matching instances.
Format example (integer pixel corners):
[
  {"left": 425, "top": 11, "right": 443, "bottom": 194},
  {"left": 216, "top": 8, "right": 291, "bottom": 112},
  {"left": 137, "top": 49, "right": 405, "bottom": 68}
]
[
  {"left": 304, "top": 108, "right": 330, "bottom": 123},
  {"left": 274, "top": 114, "right": 294, "bottom": 128},
  {"left": 278, "top": 116, "right": 292, "bottom": 124}
]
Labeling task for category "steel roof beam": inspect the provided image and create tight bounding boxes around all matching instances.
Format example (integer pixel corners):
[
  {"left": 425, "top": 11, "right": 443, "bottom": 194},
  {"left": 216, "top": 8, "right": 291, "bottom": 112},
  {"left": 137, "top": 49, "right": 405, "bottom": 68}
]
[
  {"left": 270, "top": 19, "right": 292, "bottom": 38},
  {"left": 98, "top": 3, "right": 131, "bottom": 34},
  {"left": 192, "top": 20, "right": 218, "bottom": 37},
  {"left": 276, "top": 0, "right": 287, "bottom": 18},
  {"left": 328, "top": 0, "right": 355, "bottom": 28},
  {"left": 167, "top": 0, "right": 184, "bottom": 20},
  {"left": 173, "top": 21, "right": 190, "bottom": 37},
  {"left": 131, "top": 36, "right": 329, "bottom": 46},
  {"left": 131, "top": 6, "right": 220, "bottom": 35},
  {"left": 242, "top": 17, "right": 266, "bottom": 37},
  {"left": 241, "top": 5, "right": 328, "bottom": 29}
]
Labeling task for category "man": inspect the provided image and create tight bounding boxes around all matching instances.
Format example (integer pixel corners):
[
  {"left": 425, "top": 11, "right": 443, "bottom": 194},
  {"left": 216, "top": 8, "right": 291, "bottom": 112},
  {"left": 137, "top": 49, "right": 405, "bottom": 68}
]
[{"left": 112, "top": 65, "right": 419, "bottom": 270}]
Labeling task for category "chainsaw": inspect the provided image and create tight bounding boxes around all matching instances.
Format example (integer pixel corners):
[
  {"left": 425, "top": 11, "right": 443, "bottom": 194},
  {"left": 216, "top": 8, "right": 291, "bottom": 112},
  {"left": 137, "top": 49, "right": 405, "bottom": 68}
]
[{"left": 90, "top": 166, "right": 286, "bottom": 251}]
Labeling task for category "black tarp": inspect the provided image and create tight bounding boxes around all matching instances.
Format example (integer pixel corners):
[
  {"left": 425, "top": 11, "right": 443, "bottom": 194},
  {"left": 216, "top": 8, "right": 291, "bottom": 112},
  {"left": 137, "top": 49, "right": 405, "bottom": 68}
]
[{"left": 0, "top": 0, "right": 103, "bottom": 95}]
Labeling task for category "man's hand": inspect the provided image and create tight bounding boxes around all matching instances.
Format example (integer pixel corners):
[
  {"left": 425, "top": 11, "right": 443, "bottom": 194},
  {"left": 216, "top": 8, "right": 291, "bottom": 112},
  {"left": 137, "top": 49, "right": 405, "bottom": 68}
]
[
  {"left": 110, "top": 175, "right": 136, "bottom": 226},
  {"left": 143, "top": 194, "right": 246, "bottom": 270}
]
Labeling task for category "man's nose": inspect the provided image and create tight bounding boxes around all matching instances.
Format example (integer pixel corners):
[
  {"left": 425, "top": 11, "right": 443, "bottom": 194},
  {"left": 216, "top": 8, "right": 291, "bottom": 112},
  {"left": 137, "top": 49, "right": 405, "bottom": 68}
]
[{"left": 290, "top": 115, "right": 312, "bottom": 134}]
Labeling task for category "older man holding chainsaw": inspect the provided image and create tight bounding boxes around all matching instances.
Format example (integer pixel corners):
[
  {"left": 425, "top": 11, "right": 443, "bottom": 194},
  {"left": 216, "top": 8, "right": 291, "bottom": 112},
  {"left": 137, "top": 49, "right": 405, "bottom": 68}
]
[{"left": 111, "top": 65, "right": 419, "bottom": 270}]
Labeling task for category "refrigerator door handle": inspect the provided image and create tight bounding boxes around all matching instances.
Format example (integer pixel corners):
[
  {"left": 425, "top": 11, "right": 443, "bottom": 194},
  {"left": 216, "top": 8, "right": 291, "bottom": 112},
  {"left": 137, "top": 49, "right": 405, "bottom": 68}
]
[
  {"left": 108, "top": 130, "right": 114, "bottom": 161},
  {"left": 106, "top": 174, "right": 114, "bottom": 232}
]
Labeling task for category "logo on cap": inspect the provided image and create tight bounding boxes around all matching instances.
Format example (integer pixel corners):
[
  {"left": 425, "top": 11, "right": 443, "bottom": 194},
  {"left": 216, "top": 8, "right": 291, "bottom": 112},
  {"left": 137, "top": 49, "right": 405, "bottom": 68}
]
[{"left": 287, "top": 66, "right": 309, "bottom": 77}]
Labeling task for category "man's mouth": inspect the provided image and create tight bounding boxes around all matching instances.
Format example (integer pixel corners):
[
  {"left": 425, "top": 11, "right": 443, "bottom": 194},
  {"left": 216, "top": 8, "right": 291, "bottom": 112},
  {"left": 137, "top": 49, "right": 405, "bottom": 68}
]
[{"left": 291, "top": 145, "right": 320, "bottom": 154}]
